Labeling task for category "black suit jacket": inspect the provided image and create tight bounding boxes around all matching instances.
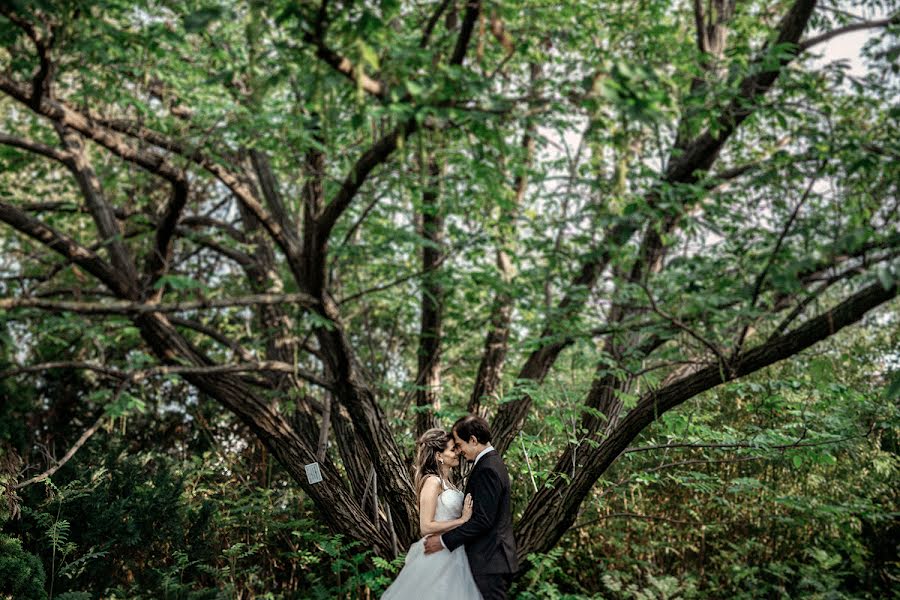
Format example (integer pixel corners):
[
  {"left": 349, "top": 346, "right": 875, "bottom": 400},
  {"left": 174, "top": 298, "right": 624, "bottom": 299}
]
[{"left": 442, "top": 450, "right": 518, "bottom": 575}]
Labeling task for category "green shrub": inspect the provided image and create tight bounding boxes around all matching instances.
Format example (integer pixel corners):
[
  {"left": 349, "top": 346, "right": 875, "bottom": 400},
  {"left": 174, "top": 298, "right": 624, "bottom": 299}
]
[{"left": 0, "top": 533, "right": 47, "bottom": 600}]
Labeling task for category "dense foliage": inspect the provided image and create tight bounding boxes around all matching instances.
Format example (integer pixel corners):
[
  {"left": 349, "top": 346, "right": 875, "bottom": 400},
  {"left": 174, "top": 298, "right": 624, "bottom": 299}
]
[
  {"left": 1, "top": 0, "right": 899, "bottom": 597},
  {"left": 2, "top": 295, "right": 897, "bottom": 598}
]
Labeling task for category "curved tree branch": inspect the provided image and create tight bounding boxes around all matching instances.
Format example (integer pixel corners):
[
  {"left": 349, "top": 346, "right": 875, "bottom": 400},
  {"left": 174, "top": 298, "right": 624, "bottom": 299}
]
[
  {"left": 491, "top": 0, "right": 819, "bottom": 455},
  {"left": 799, "top": 13, "right": 899, "bottom": 52},
  {"left": 0, "top": 360, "right": 333, "bottom": 390},
  {"left": 514, "top": 277, "right": 898, "bottom": 561},
  {"left": 0, "top": 201, "right": 130, "bottom": 296},
  {"left": 0, "top": 292, "right": 317, "bottom": 315}
]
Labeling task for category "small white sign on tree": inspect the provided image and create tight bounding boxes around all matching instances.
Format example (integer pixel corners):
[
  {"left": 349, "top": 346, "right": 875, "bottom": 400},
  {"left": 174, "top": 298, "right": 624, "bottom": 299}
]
[{"left": 305, "top": 462, "right": 323, "bottom": 484}]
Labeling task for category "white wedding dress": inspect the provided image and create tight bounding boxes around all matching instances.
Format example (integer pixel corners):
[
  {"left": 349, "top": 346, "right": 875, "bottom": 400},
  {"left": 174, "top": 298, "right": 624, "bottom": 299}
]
[{"left": 381, "top": 480, "right": 482, "bottom": 599}]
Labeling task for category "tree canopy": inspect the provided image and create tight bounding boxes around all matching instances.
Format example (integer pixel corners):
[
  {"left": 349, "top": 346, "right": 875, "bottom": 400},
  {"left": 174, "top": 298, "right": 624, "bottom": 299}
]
[{"left": 1, "top": 0, "right": 898, "bottom": 592}]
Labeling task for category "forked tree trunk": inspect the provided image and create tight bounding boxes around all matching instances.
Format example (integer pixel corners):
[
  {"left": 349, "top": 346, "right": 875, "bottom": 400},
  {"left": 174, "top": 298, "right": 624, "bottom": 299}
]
[{"left": 6, "top": 0, "right": 898, "bottom": 573}]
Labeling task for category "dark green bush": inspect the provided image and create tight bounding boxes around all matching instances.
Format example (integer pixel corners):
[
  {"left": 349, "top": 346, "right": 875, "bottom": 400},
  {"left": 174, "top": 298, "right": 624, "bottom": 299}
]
[{"left": 0, "top": 533, "right": 47, "bottom": 600}]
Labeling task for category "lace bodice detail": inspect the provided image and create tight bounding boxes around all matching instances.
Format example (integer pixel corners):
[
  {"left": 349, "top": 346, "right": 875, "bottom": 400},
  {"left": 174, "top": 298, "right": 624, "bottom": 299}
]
[{"left": 432, "top": 479, "right": 464, "bottom": 522}]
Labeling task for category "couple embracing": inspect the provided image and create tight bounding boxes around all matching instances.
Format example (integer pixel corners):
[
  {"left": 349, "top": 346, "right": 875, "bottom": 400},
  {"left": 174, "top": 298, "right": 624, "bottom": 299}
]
[{"left": 382, "top": 415, "right": 518, "bottom": 600}]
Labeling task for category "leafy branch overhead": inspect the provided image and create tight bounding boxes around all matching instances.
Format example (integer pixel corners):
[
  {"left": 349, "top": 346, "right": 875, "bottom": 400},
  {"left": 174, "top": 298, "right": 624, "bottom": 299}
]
[{"left": 0, "top": 0, "right": 898, "bottom": 567}]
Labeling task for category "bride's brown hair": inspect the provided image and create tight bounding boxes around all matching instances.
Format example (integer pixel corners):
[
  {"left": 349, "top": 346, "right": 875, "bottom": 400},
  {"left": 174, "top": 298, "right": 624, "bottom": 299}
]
[{"left": 413, "top": 428, "right": 452, "bottom": 498}]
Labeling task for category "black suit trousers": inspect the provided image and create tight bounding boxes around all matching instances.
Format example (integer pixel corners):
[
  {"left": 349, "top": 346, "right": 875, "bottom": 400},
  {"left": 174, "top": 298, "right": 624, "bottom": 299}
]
[{"left": 473, "top": 572, "right": 511, "bottom": 600}]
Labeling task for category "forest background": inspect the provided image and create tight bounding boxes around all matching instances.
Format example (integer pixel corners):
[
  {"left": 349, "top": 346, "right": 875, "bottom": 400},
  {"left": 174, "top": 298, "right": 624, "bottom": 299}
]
[{"left": 0, "top": 0, "right": 898, "bottom": 598}]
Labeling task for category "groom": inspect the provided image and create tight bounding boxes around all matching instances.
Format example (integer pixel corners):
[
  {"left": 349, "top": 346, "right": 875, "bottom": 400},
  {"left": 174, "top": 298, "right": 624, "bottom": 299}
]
[{"left": 423, "top": 415, "right": 518, "bottom": 599}]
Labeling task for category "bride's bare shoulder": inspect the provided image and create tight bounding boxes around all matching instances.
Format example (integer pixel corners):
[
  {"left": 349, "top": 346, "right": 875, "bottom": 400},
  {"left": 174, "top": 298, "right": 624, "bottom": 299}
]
[
  {"left": 422, "top": 475, "right": 442, "bottom": 488},
  {"left": 419, "top": 475, "right": 442, "bottom": 497}
]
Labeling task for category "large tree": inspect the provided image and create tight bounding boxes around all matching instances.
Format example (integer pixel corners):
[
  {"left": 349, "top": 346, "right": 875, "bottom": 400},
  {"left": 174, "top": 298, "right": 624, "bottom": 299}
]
[{"left": 1, "top": 0, "right": 897, "bottom": 564}]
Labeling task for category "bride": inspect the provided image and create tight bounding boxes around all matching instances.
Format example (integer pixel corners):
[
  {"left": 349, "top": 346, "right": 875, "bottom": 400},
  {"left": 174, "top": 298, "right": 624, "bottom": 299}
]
[{"left": 382, "top": 428, "right": 483, "bottom": 599}]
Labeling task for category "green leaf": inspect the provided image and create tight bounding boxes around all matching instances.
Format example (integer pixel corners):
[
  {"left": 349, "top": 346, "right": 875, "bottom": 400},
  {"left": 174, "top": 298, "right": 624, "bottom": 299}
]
[
  {"left": 153, "top": 274, "right": 204, "bottom": 291},
  {"left": 406, "top": 80, "right": 424, "bottom": 97},
  {"left": 884, "top": 371, "right": 900, "bottom": 401},
  {"left": 357, "top": 40, "right": 380, "bottom": 71},
  {"left": 183, "top": 7, "right": 224, "bottom": 33},
  {"left": 105, "top": 391, "right": 146, "bottom": 418},
  {"left": 876, "top": 264, "right": 895, "bottom": 290}
]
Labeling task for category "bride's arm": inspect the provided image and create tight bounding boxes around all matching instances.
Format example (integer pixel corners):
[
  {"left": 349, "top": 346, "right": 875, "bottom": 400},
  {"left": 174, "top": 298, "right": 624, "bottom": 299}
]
[{"left": 418, "top": 477, "right": 473, "bottom": 536}]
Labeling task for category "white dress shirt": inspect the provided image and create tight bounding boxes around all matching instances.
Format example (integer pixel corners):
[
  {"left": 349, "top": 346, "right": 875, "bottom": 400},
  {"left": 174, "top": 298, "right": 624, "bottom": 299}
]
[{"left": 438, "top": 445, "right": 494, "bottom": 549}]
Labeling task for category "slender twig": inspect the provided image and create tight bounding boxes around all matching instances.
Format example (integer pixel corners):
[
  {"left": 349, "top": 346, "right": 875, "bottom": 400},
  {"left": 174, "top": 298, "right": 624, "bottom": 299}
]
[
  {"left": 337, "top": 234, "right": 481, "bottom": 305},
  {"left": 733, "top": 173, "right": 818, "bottom": 357},
  {"left": 0, "top": 132, "right": 72, "bottom": 164},
  {"left": 766, "top": 250, "right": 900, "bottom": 342},
  {"left": 519, "top": 432, "right": 538, "bottom": 493},
  {"left": 168, "top": 316, "right": 257, "bottom": 362},
  {"left": 420, "top": 0, "right": 453, "bottom": 48},
  {"left": 13, "top": 411, "right": 108, "bottom": 489},
  {"left": 574, "top": 511, "right": 700, "bottom": 531},
  {"left": 303, "top": 0, "right": 386, "bottom": 99},
  {"left": 636, "top": 280, "right": 727, "bottom": 367}
]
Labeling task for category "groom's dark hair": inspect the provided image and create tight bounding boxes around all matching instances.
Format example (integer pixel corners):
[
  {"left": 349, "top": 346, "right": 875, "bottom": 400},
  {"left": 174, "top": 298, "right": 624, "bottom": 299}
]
[{"left": 452, "top": 415, "right": 492, "bottom": 444}]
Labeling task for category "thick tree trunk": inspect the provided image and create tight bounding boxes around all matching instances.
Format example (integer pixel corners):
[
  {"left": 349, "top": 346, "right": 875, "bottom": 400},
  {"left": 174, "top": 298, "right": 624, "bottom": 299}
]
[
  {"left": 330, "top": 402, "right": 376, "bottom": 497},
  {"left": 415, "top": 152, "right": 444, "bottom": 436},
  {"left": 298, "top": 142, "right": 419, "bottom": 547},
  {"left": 468, "top": 286, "right": 512, "bottom": 415},
  {"left": 314, "top": 308, "right": 419, "bottom": 545},
  {"left": 233, "top": 162, "right": 329, "bottom": 455},
  {"left": 133, "top": 311, "right": 398, "bottom": 555}
]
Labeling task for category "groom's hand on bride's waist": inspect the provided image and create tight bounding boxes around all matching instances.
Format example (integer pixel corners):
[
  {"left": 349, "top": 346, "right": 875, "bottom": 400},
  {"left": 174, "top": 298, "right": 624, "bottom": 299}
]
[{"left": 423, "top": 534, "right": 444, "bottom": 554}]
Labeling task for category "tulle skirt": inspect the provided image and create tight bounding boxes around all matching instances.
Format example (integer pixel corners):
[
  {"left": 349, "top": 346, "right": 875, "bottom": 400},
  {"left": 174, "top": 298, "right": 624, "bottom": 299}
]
[{"left": 381, "top": 538, "right": 482, "bottom": 599}]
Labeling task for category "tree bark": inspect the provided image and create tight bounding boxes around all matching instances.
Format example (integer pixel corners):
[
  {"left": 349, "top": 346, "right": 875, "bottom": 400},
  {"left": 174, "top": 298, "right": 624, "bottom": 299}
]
[
  {"left": 53, "top": 125, "right": 139, "bottom": 294},
  {"left": 514, "top": 278, "right": 896, "bottom": 561},
  {"left": 470, "top": 64, "right": 539, "bottom": 415},
  {"left": 300, "top": 141, "right": 419, "bottom": 546},
  {"left": 490, "top": 0, "right": 819, "bottom": 455},
  {"left": 415, "top": 152, "right": 444, "bottom": 436},
  {"left": 135, "top": 311, "right": 397, "bottom": 556}
]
